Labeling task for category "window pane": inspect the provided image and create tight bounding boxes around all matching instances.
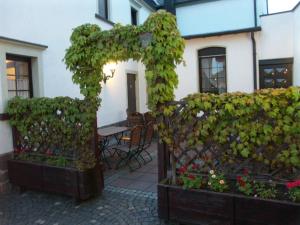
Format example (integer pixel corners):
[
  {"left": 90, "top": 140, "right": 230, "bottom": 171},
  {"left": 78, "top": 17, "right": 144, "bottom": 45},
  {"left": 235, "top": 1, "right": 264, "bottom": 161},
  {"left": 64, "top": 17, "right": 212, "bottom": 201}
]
[
  {"left": 98, "top": 0, "right": 108, "bottom": 18},
  {"left": 263, "top": 68, "right": 274, "bottom": 76},
  {"left": 131, "top": 7, "right": 138, "bottom": 25},
  {"left": 8, "top": 91, "right": 17, "bottom": 99},
  {"left": 17, "top": 91, "right": 30, "bottom": 98},
  {"left": 201, "top": 68, "right": 210, "bottom": 91},
  {"left": 199, "top": 52, "right": 226, "bottom": 94},
  {"left": 215, "top": 56, "right": 225, "bottom": 68},
  {"left": 16, "top": 77, "right": 29, "bottom": 90},
  {"left": 260, "top": 60, "right": 292, "bottom": 89},
  {"left": 6, "top": 56, "right": 32, "bottom": 99},
  {"left": 201, "top": 58, "right": 211, "bottom": 69},
  {"left": 218, "top": 78, "right": 226, "bottom": 94},
  {"left": 264, "top": 78, "right": 275, "bottom": 88}
]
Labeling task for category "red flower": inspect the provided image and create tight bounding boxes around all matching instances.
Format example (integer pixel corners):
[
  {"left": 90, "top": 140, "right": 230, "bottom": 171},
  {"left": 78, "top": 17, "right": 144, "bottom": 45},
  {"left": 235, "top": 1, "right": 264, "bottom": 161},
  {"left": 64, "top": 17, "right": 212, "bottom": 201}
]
[
  {"left": 178, "top": 166, "right": 187, "bottom": 174},
  {"left": 243, "top": 168, "right": 249, "bottom": 175},
  {"left": 46, "top": 149, "right": 53, "bottom": 156},
  {"left": 188, "top": 174, "right": 196, "bottom": 180},
  {"left": 237, "top": 176, "right": 246, "bottom": 187},
  {"left": 192, "top": 164, "right": 199, "bottom": 170},
  {"left": 286, "top": 180, "right": 300, "bottom": 189}
]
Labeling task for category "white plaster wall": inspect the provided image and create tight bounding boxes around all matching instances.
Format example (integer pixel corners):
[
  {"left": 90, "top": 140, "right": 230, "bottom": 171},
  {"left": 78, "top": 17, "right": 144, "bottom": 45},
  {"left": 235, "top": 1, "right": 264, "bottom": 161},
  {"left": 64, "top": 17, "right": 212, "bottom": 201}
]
[
  {"left": 293, "top": 6, "right": 300, "bottom": 86},
  {"left": 110, "top": 0, "right": 153, "bottom": 25},
  {"left": 256, "top": 0, "right": 269, "bottom": 24},
  {"left": 175, "top": 34, "right": 254, "bottom": 99},
  {"left": 176, "top": 0, "right": 256, "bottom": 36},
  {"left": 0, "top": 0, "right": 153, "bottom": 154},
  {"left": 0, "top": 0, "right": 152, "bottom": 128},
  {"left": 0, "top": 41, "right": 45, "bottom": 154},
  {"left": 257, "top": 12, "right": 294, "bottom": 60}
]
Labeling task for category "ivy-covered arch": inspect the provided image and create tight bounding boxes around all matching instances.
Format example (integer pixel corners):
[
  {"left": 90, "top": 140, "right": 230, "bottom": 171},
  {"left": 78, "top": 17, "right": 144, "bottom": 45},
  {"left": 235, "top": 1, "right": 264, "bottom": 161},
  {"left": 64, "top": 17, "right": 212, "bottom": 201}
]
[{"left": 64, "top": 10, "right": 185, "bottom": 115}]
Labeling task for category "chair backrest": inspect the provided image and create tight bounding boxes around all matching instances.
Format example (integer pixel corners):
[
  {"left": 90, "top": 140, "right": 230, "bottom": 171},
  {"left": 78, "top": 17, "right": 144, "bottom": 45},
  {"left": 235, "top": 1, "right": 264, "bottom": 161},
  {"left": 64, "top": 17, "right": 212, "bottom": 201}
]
[
  {"left": 129, "top": 125, "right": 143, "bottom": 148},
  {"left": 142, "top": 121, "right": 154, "bottom": 148},
  {"left": 144, "top": 112, "right": 155, "bottom": 124},
  {"left": 127, "top": 112, "right": 144, "bottom": 127}
]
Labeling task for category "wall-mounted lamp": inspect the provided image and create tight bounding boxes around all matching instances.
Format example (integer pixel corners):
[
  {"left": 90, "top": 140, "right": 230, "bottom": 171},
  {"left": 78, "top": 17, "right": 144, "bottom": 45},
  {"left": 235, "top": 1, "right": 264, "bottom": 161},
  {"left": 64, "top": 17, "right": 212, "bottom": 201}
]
[
  {"left": 103, "top": 62, "right": 117, "bottom": 84},
  {"left": 139, "top": 32, "right": 152, "bottom": 48}
]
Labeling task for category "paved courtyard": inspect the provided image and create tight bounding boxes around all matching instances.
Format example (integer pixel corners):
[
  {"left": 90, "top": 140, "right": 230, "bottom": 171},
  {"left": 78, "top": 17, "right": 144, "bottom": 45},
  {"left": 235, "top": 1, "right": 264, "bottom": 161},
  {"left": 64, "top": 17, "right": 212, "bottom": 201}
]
[{"left": 0, "top": 143, "right": 172, "bottom": 225}]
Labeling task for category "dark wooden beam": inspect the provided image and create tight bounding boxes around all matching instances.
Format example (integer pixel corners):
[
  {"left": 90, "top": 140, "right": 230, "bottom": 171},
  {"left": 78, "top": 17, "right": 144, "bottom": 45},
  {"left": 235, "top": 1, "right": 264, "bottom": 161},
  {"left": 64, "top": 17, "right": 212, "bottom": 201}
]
[{"left": 0, "top": 113, "right": 9, "bottom": 121}]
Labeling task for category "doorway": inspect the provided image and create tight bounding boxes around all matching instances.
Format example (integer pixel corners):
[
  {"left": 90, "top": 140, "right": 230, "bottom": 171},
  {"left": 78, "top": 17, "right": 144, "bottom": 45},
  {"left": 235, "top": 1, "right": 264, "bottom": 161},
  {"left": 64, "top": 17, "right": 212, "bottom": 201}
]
[{"left": 127, "top": 73, "right": 137, "bottom": 113}]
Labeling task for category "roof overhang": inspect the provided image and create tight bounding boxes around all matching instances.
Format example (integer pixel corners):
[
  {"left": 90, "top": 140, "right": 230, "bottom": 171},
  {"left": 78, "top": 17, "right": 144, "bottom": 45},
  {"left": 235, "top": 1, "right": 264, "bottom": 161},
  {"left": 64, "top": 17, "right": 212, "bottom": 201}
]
[
  {"left": 183, "top": 26, "right": 262, "bottom": 40},
  {"left": 0, "top": 36, "right": 48, "bottom": 49}
]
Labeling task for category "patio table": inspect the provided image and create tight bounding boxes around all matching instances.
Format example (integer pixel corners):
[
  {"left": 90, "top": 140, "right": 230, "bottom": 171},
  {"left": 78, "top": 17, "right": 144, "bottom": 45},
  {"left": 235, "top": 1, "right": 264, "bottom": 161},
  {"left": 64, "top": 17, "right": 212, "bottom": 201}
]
[{"left": 97, "top": 126, "right": 130, "bottom": 168}]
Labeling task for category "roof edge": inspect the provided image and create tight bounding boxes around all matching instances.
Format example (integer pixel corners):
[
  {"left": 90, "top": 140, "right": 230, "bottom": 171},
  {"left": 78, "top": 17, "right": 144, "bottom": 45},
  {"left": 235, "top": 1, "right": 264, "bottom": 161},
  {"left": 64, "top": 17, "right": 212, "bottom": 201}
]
[
  {"left": 0, "top": 36, "right": 48, "bottom": 49},
  {"left": 183, "top": 27, "right": 262, "bottom": 40}
]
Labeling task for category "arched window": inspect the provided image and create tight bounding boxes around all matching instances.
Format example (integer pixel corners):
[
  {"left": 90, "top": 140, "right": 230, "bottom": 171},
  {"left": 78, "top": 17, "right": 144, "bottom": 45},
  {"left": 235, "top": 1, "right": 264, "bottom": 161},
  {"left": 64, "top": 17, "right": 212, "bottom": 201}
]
[{"left": 198, "top": 47, "right": 227, "bottom": 94}]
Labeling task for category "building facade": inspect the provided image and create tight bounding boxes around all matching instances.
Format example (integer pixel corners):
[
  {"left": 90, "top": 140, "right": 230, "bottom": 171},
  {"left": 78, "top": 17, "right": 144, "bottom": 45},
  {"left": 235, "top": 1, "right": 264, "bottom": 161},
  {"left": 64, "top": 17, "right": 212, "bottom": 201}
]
[
  {"left": 0, "top": 0, "right": 155, "bottom": 191},
  {"left": 0, "top": 0, "right": 299, "bottom": 191}
]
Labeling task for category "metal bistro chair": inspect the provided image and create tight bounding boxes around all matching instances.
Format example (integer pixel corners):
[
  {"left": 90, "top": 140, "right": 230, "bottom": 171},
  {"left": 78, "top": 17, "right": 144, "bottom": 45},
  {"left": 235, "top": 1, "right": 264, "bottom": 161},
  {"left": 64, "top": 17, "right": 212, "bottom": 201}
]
[
  {"left": 137, "top": 121, "right": 154, "bottom": 164},
  {"left": 113, "top": 125, "right": 143, "bottom": 171}
]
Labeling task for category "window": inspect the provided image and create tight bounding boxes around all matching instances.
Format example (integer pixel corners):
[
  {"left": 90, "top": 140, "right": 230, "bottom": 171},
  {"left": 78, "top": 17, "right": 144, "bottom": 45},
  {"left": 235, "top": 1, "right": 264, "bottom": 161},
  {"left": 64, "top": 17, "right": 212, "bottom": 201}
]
[
  {"left": 6, "top": 54, "right": 33, "bottom": 99},
  {"left": 98, "top": 0, "right": 108, "bottom": 19},
  {"left": 131, "top": 7, "right": 138, "bottom": 25},
  {"left": 259, "top": 58, "right": 293, "bottom": 89},
  {"left": 198, "top": 47, "right": 227, "bottom": 94}
]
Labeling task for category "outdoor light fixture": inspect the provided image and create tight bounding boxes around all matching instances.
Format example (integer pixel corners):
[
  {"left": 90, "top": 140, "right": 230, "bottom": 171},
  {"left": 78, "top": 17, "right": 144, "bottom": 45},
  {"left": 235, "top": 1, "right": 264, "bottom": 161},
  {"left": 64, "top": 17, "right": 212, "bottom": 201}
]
[
  {"left": 103, "top": 62, "right": 117, "bottom": 83},
  {"left": 139, "top": 32, "right": 152, "bottom": 48}
]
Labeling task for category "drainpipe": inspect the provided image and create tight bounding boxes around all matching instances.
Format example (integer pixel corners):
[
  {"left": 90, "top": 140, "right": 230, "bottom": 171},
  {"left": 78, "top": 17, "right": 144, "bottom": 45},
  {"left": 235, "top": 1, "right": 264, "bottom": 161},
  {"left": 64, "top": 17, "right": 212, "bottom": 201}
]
[
  {"left": 252, "top": 0, "right": 258, "bottom": 90},
  {"left": 164, "top": 0, "right": 176, "bottom": 15},
  {"left": 251, "top": 31, "right": 258, "bottom": 90}
]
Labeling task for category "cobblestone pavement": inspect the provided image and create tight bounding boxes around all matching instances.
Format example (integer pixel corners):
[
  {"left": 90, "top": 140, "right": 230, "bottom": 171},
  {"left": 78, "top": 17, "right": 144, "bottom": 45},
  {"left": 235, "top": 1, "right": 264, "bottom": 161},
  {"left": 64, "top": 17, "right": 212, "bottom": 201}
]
[{"left": 0, "top": 143, "right": 174, "bottom": 225}]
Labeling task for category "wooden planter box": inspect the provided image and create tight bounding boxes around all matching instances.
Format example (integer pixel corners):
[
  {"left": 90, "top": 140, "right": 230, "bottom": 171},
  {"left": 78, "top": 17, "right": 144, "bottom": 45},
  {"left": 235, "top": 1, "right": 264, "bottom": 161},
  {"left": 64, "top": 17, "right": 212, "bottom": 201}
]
[
  {"left": 8, "top": 159, "right": 104, "bottom": 201},
  {"left": 235, "top": 195, "right": 300, "bottom": 225},
  {"left": 158, "top": 183, "right": 234, "bottom": 225},
  {"left": 158, "top": 182, "right": 300, "bottom": 225}
]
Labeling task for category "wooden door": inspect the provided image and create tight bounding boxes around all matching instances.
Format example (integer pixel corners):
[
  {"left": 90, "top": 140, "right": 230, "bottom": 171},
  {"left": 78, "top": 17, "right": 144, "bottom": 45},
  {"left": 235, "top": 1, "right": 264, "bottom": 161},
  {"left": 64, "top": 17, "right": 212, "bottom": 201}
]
[{"left": 127, "top": 73, "right": 137, "bottom": 113}]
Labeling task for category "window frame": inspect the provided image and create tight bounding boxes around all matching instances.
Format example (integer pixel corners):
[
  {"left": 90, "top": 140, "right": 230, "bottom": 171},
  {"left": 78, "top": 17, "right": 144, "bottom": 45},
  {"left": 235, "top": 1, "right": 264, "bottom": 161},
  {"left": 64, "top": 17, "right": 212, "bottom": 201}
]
[
  {"left": 131, "top": 6, "right": 138, "bottom": 25},
  {"left": 98, "top": 0, "right": 109, "bottom": 20},
  {"left": 259, "top": 58, "right": 293, "bottom": 89},
  {"left": 198, "top": 47, "right": 227, "bottom": 94},
  {"left": 6, "top": 54, "right": 33, "bottom": 98}
]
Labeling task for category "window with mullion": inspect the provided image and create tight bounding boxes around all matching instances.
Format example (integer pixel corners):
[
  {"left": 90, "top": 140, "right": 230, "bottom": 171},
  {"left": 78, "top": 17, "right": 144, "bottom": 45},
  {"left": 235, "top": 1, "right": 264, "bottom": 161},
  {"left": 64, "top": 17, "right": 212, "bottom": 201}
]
[
  {"left": 199, "top": 47, "right": 227, "bottom": 94},
  {"left": 6, "top": 54, "right": 33, "bottom": 99},
  {"left": 259, "top": 58, "right": 293, "bottom": 89}
]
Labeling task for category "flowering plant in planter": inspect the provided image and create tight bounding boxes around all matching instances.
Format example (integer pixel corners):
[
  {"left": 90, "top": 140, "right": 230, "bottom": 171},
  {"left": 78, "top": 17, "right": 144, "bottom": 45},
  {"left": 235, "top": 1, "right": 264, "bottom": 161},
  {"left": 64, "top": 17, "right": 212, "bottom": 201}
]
[
  {"left": 236, "top": 169, "right": 254, "bottom": 196},
  {"left": 287, "top": 180, "right": 300, "bottom": 202},
  {"left": 178, "top": 164, "right": 203, "bottom": 189},
  {"left": 207, "top": 170, "right": 228, "bottom": 192},
  {"left": 254, "top": 181, "right": 277, "bottom": 200}
]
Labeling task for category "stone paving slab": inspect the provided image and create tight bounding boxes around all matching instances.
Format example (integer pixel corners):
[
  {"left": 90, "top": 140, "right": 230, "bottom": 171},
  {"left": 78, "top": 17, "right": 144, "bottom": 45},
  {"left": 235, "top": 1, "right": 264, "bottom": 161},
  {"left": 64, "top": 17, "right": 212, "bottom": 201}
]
[
  {"left": 0, "top": 142, "right": 177, "bottom": 225},
  {"left": 0, "top": 188, "right": 169, "bottom": 225}
]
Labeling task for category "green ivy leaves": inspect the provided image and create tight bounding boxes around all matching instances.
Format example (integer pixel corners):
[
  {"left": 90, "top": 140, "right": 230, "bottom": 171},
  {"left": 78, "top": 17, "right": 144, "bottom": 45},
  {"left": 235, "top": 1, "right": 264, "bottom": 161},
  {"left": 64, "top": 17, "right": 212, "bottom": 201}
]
[
  {"left": 166, "top": 87, "right": 300, "bottom": 170},
  {"left": 64, "top": 10, "right": 184, "bottom": 115},
  {"left": 7, "top": 97, "right": 96, "bottom": 171}
]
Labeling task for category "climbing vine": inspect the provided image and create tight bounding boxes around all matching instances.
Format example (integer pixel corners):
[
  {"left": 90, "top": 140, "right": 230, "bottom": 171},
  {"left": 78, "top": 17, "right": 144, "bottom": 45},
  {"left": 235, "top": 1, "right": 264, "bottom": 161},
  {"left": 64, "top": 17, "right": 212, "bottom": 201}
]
[
  {"left": 7, "top": 97, "right": 96, "bottom": 170},
  {"left": 64, "top": 10, "right": 185, "bottom": 114}
]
